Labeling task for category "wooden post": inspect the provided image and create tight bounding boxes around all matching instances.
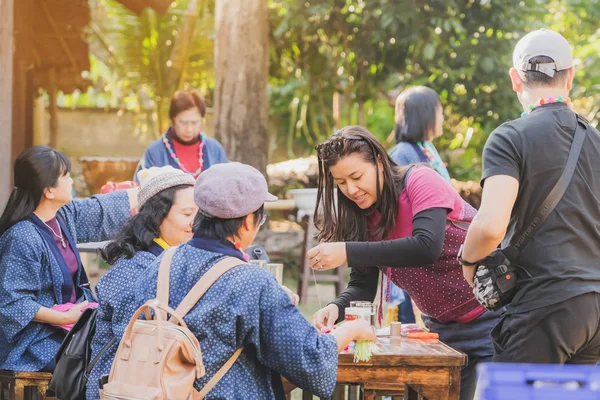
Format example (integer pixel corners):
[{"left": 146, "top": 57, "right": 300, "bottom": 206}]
[
  {"left": 333, "top": 92, "right": 342, "bottom": 130},
  {"left": 0, "top": 0, "right": 14, "bottom": 209},
  {"left": 12, "top": 0, "right": 34, "bottom": 167},
  {"left": 48, "top": 68, "right": 59, "bottom": 148},
  {"left": 33, "top": 94, "right": 46, "bottom": 146},
  {"left": 214, "top": 0, "right": 269, "bottom": 174},
  {"left": 357, "top": 102, "right": 365, "bottom": 126}
]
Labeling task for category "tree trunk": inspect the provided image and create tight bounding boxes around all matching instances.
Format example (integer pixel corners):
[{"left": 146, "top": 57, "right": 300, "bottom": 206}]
[{"left": 214, "top": 0, "right": 269, "bottom": 174}]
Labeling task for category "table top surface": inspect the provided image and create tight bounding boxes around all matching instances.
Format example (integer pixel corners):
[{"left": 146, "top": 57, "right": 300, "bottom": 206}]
[{"left": 339, "top": 336, "right": 466, "bottom": 367}]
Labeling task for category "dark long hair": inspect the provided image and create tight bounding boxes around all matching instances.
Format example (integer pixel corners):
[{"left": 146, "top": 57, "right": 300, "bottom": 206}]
[
  {"left": 101, "top": 184, "right": 192, "bottom": 265},
  {"left": 315, "top": 126, "right": 411, "bottom": 248},
  {"left": 394, "top": 86, "right": 441, "bottom": 144},
  {"left": 0, "top": 146, "right": 71, "bottom": 236}
]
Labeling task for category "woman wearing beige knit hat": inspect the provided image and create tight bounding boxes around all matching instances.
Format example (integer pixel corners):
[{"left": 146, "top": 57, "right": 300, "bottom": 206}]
[{"left": 86, "top": 166, "right": 197, "bottom": 399}]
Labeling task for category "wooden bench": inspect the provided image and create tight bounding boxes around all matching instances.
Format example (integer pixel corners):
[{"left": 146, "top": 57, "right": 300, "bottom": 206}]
[{"left": 0, "top": 371, "right": 55, "bottom": 400}]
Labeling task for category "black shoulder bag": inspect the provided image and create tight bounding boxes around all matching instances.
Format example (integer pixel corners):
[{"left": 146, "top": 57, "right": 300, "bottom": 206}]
[
  {"left": 473, "top": 114, "right": 588, "bottom": 311},
  {"left": 49, "top": 307, "right": 117, "bottom": 400}
]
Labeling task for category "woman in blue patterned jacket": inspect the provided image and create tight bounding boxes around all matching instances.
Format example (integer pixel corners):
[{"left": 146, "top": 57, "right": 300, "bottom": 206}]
[
  {"left": 128, "top": 162, "right": 375, "bottom": 399},
  {"left": 0, "top": 146, "right": 137, "bottom": 372},
  {"left": 86, "top": 166, "right": 197, "bottom": 399}
]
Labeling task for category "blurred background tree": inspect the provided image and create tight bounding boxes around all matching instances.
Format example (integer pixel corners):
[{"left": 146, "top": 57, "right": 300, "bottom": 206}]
[
  {"left": 62, "top": 0, "right": 215, "bottom": 139},
  {"left": 63, "top": 0, "right": 600, "bottom": 181}
]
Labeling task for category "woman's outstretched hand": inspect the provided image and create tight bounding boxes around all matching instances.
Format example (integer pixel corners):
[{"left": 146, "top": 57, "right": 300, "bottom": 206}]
[
  {"left": 312, "top": 304, "right": 339, "bottom": 330},
  {"left": 307, "top": 242, "right": 347, "bottom": 271}
]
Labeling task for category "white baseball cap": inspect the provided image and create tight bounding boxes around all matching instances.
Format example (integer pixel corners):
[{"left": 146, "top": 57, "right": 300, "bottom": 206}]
[{"left": 512, "top": 29, "right": 573, "bottom": 77}]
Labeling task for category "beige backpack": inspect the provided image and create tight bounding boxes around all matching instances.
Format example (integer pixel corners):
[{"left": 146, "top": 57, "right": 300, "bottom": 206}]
[{"left": 101, "top": 247, "right": 244, "bottom": 400}]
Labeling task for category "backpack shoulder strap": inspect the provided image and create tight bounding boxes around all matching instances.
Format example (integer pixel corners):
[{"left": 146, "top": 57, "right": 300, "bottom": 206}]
[
  {"left": 156, "top": 246, "right": 177, "bottom": 318},
  {"left": 179, "top": 256, "right": 246, "bottom": 399},
  {"left": 174, "top": 256, "right": 245, "bottom": 319},
  {"left": 195, "top": 347, "right": 244, "bottom": 399}
]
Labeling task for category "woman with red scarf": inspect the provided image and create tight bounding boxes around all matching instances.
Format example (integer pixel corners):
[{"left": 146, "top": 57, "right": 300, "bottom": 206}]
[{"left": 135, "top": 89, "right": 228, "bottom": 181}]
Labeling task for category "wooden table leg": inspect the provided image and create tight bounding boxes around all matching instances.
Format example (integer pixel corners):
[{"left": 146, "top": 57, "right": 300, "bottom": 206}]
[
  {"left": 362, "top": 387, "right": 378, "bottom": 400},
  {"left": 448, "top": 366, "right": 461, "bottom": 400},
  {"left": 417, "top": 366, "right": 462, "bottom": 400},
  {"left": 332, "top": 384, "right": 346, "bottom": 400},
  {"left": 405, "top": 384, "right": 419, "bottom": 400},
  {"left": 11, "top": 382, "right": 24, "bottom": 400}
]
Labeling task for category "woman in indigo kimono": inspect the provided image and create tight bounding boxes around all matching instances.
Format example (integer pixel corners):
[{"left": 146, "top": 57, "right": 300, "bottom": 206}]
[
  {"left": 134, "top": 89, "right": 228, "bottom": 182},
  {"left": 86, "top": 166, "right": 197, "bottom": 399},
  {"left": 0, "top": 146, "right": 137, "bottom": 372},
  {"left": 129, "top": 162, "right": 375, "bottom": 399}
]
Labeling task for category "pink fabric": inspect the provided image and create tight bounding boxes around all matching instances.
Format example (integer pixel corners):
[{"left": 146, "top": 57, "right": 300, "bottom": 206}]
[
  {"left": 100, "top": 181, "right": 139, "bottom": 194},
  {"left": 51, "top": 302, "right": 98, "bottom": 331},
  {"left": 369, "top": 167, "right": 485, "bottom": 323}
]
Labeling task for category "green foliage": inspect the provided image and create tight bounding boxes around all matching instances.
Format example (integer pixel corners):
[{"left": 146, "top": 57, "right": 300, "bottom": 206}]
[
  {"left": 76, "top": 0, "right": 600, "bottom": 180},
  {"left": 542, "top": 0, "right": 600, "bottom": 124},
  {"left": 268, "top": 0, "right": 558, "bottom": 180},
  {"left": 77, "top": 0, "right": 215, "bottom": 138}
]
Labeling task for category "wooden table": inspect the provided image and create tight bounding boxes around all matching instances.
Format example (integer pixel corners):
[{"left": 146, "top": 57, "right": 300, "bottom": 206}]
[{"left": 285, "top": 336, "right": 466, "bottom": 400}]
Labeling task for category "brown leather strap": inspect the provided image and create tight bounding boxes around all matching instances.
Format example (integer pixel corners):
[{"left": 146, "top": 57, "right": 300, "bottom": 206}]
[
  {"left": 174, "top": 257, "right": 244, "bottom": 319},
  {"left": 181, "top": 256, "right": 246, "bottom": 399},
  {"left": 156, "top": 246, "right": 177, "bottom": 319},
  {"left": 195, "top": 347, "right": 244, "bottom": 399}
]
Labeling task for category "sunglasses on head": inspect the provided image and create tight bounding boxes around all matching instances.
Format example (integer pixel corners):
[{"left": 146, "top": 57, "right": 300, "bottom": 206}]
[{"left": 315, "top": 135, "right": 366, "bottom": 159}]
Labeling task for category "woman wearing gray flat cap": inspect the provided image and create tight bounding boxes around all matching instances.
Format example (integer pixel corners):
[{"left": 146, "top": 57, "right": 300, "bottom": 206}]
[{"left": 126, "top": 162, "right": 375, "bottom": 399}]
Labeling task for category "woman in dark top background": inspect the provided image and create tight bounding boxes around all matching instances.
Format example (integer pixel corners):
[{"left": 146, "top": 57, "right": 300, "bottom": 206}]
[
  {"left": 389, "top": 86, "right": 450, "bottom": 180},
  {"left": 308, "top": 126, "right": 501, "bottom": 400},
  {"left": 387, "top": 86, "right": 453, "bottom": 324}
]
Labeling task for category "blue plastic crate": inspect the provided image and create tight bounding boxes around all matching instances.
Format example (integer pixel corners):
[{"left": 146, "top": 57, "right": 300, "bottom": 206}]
[{"left": 477, "top": 363, "right": 600, "bottom": 400}]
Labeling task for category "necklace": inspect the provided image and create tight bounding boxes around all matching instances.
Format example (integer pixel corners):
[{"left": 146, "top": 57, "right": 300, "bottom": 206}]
[
  {"left": 35, "top": 213, "right": 67, "bottom": 249},
  {"left": 521, "top": 95, "right": 573, "bottom": 117},
  {"left": 162, "top": 132, "right": 206, "bottom": 178}
]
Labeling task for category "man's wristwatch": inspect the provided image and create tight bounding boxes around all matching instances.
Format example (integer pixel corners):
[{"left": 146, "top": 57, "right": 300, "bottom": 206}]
[{"left": 457, "top": 244, "right": 479, "bottom": 267}]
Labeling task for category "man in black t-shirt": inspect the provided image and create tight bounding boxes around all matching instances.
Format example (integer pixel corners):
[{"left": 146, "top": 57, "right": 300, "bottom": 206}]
[{"left": 460, "top": 29, "right": 600, "bottom": 364}]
